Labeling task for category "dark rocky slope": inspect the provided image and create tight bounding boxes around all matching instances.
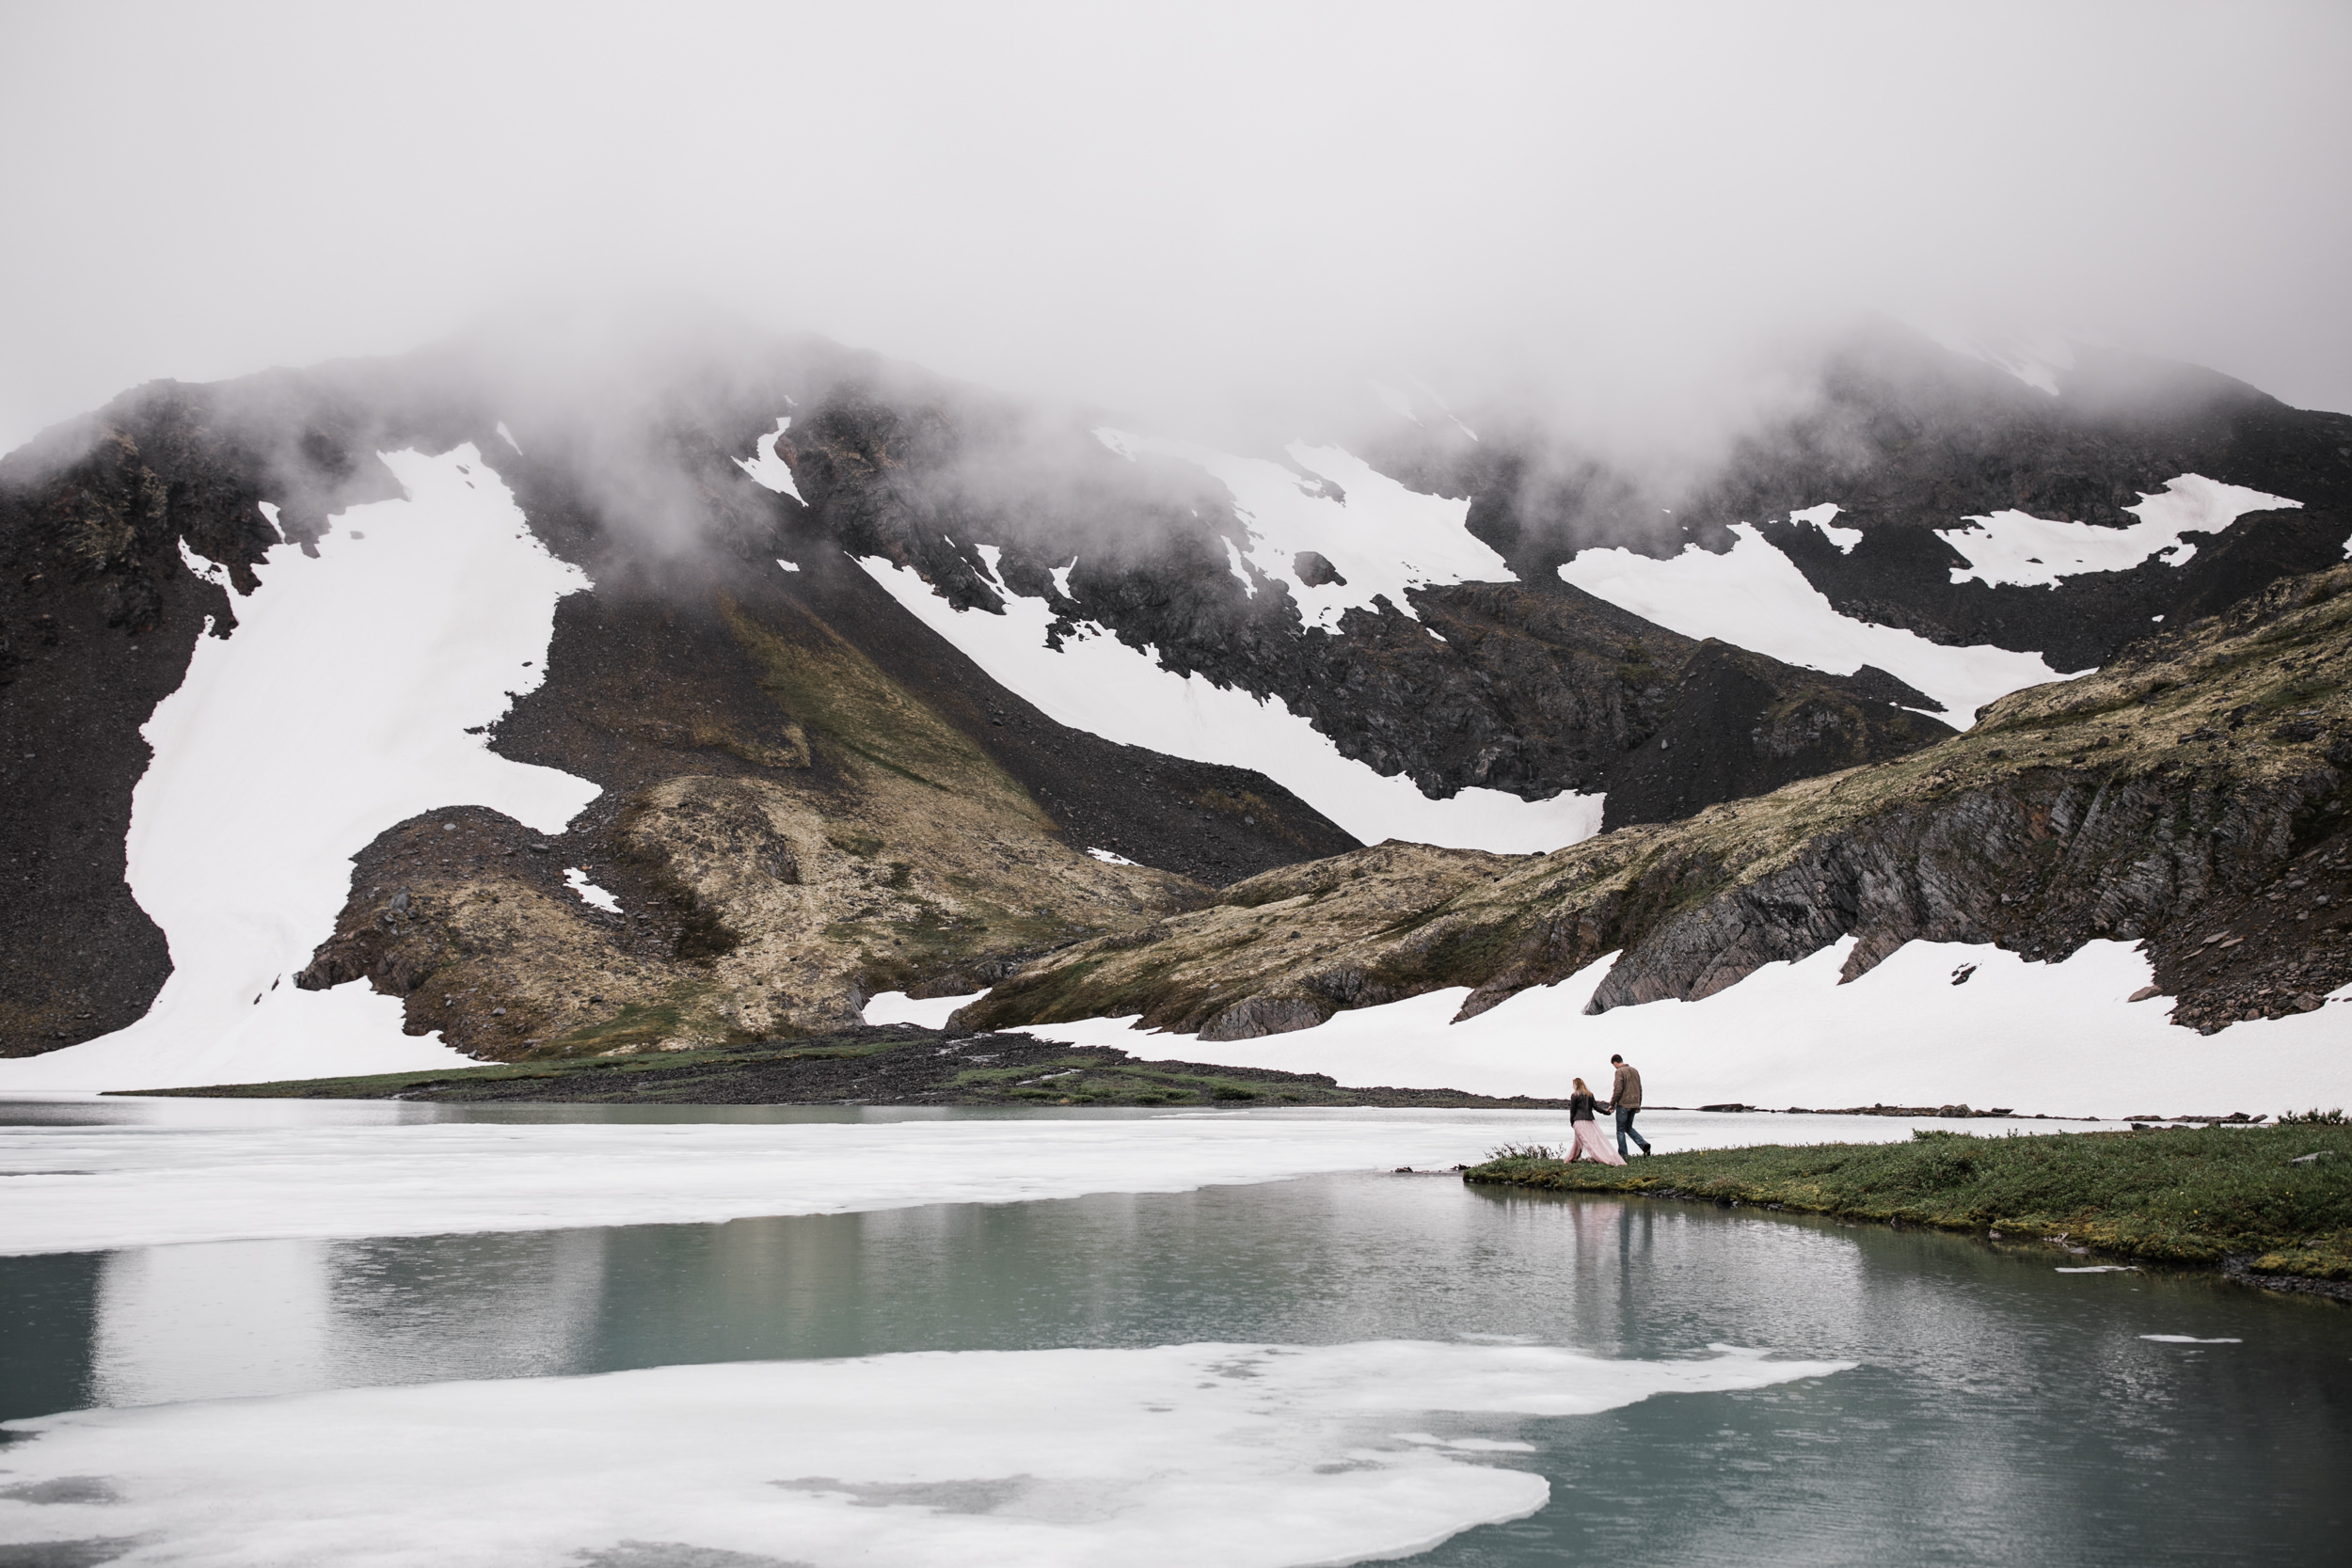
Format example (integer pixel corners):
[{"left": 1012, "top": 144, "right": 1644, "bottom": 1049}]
[
  {"left": 958, "top": 564, "right": 2352, "bottom": 1041},
  {"left": 781, "top": 386, "right": 1957, "bottom": 816},
  {"left": 1380, "top": 324, "right": 2352, "bottom": 673}
]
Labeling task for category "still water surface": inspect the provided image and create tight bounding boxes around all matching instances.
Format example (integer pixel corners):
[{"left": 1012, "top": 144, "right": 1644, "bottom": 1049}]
[{"left": 2, "top": 1102, "right": 2344, "bottom": 1564}]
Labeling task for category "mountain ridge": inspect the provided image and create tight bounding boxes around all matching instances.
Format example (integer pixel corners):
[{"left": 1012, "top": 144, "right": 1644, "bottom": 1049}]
[{"left": 4, "top": 324, "right": 2348, "bottom": 1078}]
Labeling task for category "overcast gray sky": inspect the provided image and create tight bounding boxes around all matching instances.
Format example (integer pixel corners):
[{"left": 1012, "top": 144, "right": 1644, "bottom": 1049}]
[{"left": 3, "top": 0, "right": 2346, "bottom": 453}]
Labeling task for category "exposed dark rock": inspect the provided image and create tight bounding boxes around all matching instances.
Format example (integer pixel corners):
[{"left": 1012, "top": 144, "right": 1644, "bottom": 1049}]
[
  {"left": 1199, "top": 995, "right": 1330, "bottom": 1041},
  {"left": 128, "top": 1021, "right": 1581, "bottom": 1109},
  {"left": 968, "top": 564, "right": 2352, "bottom": 1041},
  {"left": 779, "top": 389, "right": 1960, "bottom": 810},
  {"left": 1293, "top": 549, "right": 1346, "bottom": 587},
  {"left": 1372, "top": 323, "right": 2352, "bottom": 679}
]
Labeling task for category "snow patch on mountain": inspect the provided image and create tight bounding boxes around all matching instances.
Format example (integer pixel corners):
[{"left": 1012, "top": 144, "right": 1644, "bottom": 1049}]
[
  {"left": 863, "top": 989, "right": 986, "bottom": 1028},
  {"left": 1020, "top": 938, "right": 2351, "bottom": 1117},
  {"left": 1915, "top": 325, "right": 2075, "bottom": 396},
  {"left": 1792, "top": 502, "right": 1860, "bottom": 553},
  {"left": 1935, "top": 474, "right": 2304, "bottom": 589},
  {"left": 1095, "top": 429, "right": 1514, "bottom": 629},
  {"left": 0, "top": 446, "right": 598, "bottom": 1093},
  {"left": 1558, "top": 523, "right": 2078, "bottom": 722},
  {"left": 857, "top": 555, "right": 1604, "bottom": 852},
  {"left": 564, "top": 868, "right": 621, "bottom": 912},
  {"left": 734, "top": 415, "right": 804, "bottom": 502}
]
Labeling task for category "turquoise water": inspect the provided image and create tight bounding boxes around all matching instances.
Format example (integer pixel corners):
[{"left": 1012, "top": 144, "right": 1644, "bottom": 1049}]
[{"left": 4, "top": 1144, "right": 2344, "bottom": 1563}]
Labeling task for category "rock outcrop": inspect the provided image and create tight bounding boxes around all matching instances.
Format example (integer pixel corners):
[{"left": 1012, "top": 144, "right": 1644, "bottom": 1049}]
[{"left": 958, "top": 564, "right": 2352, "bottom": 1038}]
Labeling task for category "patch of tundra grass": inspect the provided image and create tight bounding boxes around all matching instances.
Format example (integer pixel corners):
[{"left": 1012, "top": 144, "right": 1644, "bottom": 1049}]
[{"left": 1468, "top": 1123, "right": 2352, "bottom": 1280}]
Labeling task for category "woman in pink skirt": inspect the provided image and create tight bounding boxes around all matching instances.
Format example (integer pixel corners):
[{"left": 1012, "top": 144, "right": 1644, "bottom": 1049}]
[{"left": 1566, "top": 1077, "right": 1627, "bottom": 1164}]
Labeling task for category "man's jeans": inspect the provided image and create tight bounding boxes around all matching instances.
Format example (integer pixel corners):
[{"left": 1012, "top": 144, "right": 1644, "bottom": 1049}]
[{"left": 1615, "top": 1105, "right": 1649, "bottom": 1158}]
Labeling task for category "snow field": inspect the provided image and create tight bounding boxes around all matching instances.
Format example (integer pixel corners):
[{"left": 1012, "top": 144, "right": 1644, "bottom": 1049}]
[
  {"left": 864, "top": 989, "right": 986, "bottom": 1027},
  {"left": 858, "top": 553, "right": 1603, "bottom": 852},
  {"left": 1558, "top": 522, "right": 2077, "bottom": 722},
  {"left": 0, "top": 1340, "right": 1849, "bottom": 1568},
  {"left": 733, "top": 414, "right": 805, "bottom": 501},
  {"left": 1794, "top": 501, "right": 1861, "bottom": 553},
  {"left": 0, "top": 447, "right": 599, "bottom": 1093},
  {"left": 1016, "top": 938, "right": 2352, "bottom": 1118},
  {"left": 1094, "top": 428, "right": 1513, "bottom": 630},
  {"left": 564, "top": 866, "right": 622, "bottom": 912},
  {"left": 1935, "top": 474, "right": 2302, "bottom": 589},
  {"left": 851, "top": 428, "right": 1603, "bottom": 852}
]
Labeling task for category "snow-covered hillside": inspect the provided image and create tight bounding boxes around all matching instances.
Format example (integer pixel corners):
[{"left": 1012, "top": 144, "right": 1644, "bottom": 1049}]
[
  {"left": 1934, "top": 475, "right": 2303, "bottom": 589},
  {"left": 0, "top": 447, "right": 592, "bottom": 1091},
  {"left": 1019, "top": 939, "right": 2352, "bottom": 1117},
  {"left": 859, "top": 549, "right": 1604, "bottom": 852},
  {"left": 1559, "top": 518, "right": 2081, "bottom": 721},
  {"left": 1094, "top": 429, "right": 1514, "bottom": 629}
]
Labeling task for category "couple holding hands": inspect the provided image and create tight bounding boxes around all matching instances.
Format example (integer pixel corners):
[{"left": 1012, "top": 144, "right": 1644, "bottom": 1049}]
[{"left": 1565, "top": 1053, "right": 1652, "bottom": 1165}]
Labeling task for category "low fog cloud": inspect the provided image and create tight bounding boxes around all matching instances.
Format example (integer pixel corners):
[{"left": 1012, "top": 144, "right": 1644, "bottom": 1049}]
[{"left": 2, "top": 0, "right": 2346, "bottom": 460}]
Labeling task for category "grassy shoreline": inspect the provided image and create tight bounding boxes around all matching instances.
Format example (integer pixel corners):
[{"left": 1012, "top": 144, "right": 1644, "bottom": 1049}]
[{"left": 1466, "top": 1124, "right": 2352, "bottom": 1291}]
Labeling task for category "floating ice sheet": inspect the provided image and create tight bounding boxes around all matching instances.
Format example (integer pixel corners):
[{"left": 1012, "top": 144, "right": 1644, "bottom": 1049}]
[
  {"left": 0, "top": 448, "right": 597, "bottom": 1094},
  {"left": 1559, "top": 523, "right": 2076, "bottom": 722},
  {"left": 1015, "top": 938, "right": 2352, "bottom": 1117},
  {"left": 0, "top": 1103, "right": 2040, "bottom": 1259},
  {"left": 0, "top": 1339, "right": 1850, "bottom": 1568}
]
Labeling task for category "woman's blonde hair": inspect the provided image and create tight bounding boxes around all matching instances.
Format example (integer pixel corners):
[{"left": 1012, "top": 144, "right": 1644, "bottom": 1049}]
[{"left": 1572, "top": 1077, "right": 1589, "bottom": 1094}]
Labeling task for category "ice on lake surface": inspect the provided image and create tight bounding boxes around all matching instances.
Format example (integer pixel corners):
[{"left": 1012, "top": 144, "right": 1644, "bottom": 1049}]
[
  {"left": 0, "top": 1101, "right": 2103, "bottom": 1257},
  {"left": 3, "top": 1103, "right": 2347, "bottom": 1566},
  {"left": 0, "top": 1340, "right": 1846, "bottom": 1568}
]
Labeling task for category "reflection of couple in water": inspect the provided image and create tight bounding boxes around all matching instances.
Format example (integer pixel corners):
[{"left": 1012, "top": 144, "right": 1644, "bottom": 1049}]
[{"left": 1565, "top": 1053, "right": 1653, "bottom": 1165}]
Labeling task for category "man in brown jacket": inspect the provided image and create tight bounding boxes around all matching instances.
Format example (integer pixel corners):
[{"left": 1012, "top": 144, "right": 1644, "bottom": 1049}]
[{"left": 1610, "top": 1053, "right": 1651, "bottom": 1158}]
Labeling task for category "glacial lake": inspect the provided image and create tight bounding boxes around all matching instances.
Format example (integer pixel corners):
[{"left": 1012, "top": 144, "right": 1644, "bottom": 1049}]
[{"left": 1, "top": 1100, "right": 2344, "bottom": 1565}]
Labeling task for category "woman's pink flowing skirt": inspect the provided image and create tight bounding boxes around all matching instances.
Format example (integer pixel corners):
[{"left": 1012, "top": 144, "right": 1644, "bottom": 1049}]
[{"left": 1569, "top": 1119, "right": 1626, "bottom": 1165}]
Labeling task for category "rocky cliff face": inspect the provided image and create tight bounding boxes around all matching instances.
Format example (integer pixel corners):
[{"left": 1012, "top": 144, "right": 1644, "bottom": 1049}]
[{"left": 958, "top": 564, "right": 2352, "bottom": 1040}]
